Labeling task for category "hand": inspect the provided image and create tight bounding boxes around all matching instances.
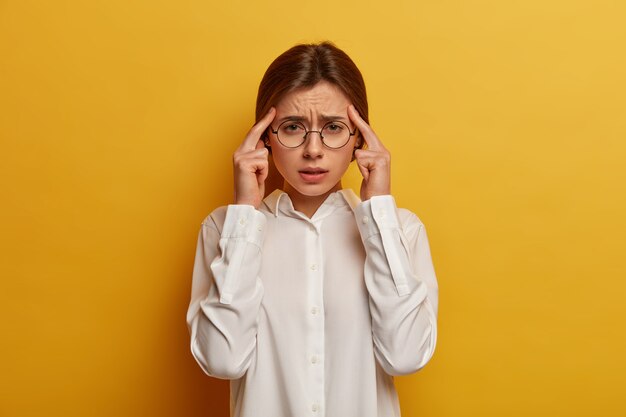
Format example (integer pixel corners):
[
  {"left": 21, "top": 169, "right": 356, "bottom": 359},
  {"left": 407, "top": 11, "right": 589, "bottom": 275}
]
[
  {"left": 348, "top": 105, "right": 391, "bottom": 201},
  {"left": 233, "top": 107, "right": 276, "bottom": 208}
]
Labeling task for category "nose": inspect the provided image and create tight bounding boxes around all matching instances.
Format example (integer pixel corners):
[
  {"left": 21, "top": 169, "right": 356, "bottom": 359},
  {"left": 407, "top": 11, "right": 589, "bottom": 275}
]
[{"left": 302, "top": 131, "right": 324, "bottom": 158}]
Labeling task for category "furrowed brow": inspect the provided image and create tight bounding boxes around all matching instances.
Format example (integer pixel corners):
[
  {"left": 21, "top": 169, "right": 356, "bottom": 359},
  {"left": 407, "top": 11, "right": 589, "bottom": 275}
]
[
  {"left": 277, "top": 115, "right": 307, "bottom": 123},
  {"left": 277, "top": 114, "right": 348, "bottom": 124},
  {"left": 320, "top": 114, "right": 348, "bottom": 122}
]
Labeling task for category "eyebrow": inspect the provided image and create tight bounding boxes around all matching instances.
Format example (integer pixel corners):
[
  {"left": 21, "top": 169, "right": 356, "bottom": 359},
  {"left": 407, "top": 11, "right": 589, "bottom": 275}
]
[{"left": 277, "top": 114, "right": 348, "bottom": 124}]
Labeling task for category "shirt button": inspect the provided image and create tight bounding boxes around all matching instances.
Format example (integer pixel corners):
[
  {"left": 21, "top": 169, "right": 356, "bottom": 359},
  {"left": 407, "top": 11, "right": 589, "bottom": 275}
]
[
  {"left": 362, "top": 216, "right": 369, "bottom": 224},
  {"left": 312, "top": 404, "right": 319, "bottom": 412},
  {"left": 378, "top": 209, "right": 387, "bottom": 218},
  {"left": 239, "top": 218, "right": 246, "bottom": 226},
  {"left": 257, "top": 226, "right": 262, "bottom": 232},
  {"left": 310, "top": 355, "right": 318, "bottom": 364},
  {"left": 310, "top": 264, "right": 317, "bottom": 271},
  {"left": 310, "top": 306, "right": 319, "bottom": 315}
]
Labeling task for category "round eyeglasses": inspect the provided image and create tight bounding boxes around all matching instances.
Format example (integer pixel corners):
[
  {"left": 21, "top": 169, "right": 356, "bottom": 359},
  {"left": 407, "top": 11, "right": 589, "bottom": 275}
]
[{"left": 270, "top": 120, "right": 357, "bottom": 149}]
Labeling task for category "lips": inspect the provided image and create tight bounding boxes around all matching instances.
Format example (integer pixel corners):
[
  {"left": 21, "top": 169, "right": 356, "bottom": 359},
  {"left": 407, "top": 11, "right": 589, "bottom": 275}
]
[
  {"left": 299, "top": 168, "right": 328, "bottom": 175},
  {"left": 298, "top": 168, "right": 328, "bottom": 182}
]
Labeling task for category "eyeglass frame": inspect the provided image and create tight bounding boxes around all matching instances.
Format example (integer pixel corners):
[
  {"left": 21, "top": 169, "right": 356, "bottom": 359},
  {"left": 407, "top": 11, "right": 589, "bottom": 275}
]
[{"left": 269, "top": 120, "right": 358, "bottom": 149}]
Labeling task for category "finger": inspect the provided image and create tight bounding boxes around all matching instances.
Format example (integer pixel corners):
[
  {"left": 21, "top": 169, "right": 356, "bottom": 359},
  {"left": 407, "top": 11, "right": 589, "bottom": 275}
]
[
  {"left": 355, "top": 149, "right": 390, "bottom": 168},
  {"left": 348, "top": 105, "right": 384, "bottom": 151},
  {"left": 239, "top": 156, "right": 268, "bottom": 179},
  {"left": 234, "top": 146, "right": 269, "bottom": 163},
  {"left": 354, "top": 149, "right": 381, "bottom": 159},
  {"left": 240, "top": 107, "right": 276, "bottom": 151},
  {"left": 235, "top": 155, "right": 269, "bottom": 172},
  {"left": 257, "top": 164, "right": 268, "bottom": 185},
  {"left": 356, "top": 159, "right": 369, "bottom": 181},
  {"left": 354, "top": 149, "right": 371, "bottom": 180}
]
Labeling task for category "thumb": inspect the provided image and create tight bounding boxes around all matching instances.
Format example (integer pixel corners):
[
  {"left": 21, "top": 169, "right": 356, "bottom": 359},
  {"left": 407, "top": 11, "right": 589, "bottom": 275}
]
[
  {"left": 356, "top": 160, "right": 369, "bottom": 181},
  {"left": 355, "top": 151, "right": 369, "bottom": 181}
]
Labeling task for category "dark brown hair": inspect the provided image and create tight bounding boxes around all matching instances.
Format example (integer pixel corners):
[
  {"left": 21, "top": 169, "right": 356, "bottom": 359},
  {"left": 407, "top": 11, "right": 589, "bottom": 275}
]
[{"left": 256, "top": 41, "right": 368, "bottom": 146}]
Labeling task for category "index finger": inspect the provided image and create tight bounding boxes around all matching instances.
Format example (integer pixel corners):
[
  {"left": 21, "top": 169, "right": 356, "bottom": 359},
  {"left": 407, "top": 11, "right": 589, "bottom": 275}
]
[
  {"left": 240, "top": 107, "right": 276, "bottom": 151},
  {"left": 348, "top": 105, "right": 384, "bottom": 151}
]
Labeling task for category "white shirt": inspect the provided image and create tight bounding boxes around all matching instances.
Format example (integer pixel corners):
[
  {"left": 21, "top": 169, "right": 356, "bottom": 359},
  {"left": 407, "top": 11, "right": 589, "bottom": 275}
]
[{"left": 186, "top": 189, "right": 439, "bottom": 417}]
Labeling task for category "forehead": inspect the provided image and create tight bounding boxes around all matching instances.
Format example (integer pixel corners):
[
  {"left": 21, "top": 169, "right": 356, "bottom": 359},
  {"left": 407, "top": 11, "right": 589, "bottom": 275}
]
[{"left": 275, "top": 81, "right": 350, "bottom": 115}]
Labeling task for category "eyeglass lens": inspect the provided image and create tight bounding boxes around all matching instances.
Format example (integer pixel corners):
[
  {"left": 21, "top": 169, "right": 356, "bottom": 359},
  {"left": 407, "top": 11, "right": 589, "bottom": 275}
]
[{"left": 275, "top": 121, "right": 352, "bottom": 148}]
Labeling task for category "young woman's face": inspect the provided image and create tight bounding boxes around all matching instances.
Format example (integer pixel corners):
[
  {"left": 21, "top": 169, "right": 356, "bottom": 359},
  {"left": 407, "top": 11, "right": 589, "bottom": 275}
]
[{"left": 268, "top": 81, "right": 359, "bottom": 198}]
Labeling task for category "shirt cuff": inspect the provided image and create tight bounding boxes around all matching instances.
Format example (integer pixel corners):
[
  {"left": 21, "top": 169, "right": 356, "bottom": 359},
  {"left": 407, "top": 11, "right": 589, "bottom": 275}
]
[
  {"left": 354, "top": 195, "right": 401, "bottom": 240},
  {"left": 221, "top": 204, "right": 267, "bottom": 248}
]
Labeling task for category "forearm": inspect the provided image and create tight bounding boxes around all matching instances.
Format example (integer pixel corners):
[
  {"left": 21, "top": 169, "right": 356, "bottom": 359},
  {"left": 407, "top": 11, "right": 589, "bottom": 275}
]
[
  {"left": 355, "top": 196, "right": 439, "bottom": 375},
  {"left": 187, "top": 205, "right": 266, "bottom": 379}
]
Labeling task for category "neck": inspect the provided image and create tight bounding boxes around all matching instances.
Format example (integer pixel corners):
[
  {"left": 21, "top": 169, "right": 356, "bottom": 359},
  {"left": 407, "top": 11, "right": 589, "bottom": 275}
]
[{"left": 284, "top": 181, "right": 342, "bottom": 218}]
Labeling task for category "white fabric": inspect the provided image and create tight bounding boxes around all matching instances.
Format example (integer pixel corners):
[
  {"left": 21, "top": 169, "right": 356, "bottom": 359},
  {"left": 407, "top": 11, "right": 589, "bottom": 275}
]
[{"left": 186, "top": 189, "right": 439, "bottom": 417}]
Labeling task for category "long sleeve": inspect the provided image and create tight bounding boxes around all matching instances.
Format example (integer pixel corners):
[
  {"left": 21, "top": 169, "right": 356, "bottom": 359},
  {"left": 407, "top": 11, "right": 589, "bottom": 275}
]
[
  {"left": 354, "top": 195, "right": 439, "bottom": 376},
  {"left": 186, "top": 205, "right": 266, "bottom": 379}
]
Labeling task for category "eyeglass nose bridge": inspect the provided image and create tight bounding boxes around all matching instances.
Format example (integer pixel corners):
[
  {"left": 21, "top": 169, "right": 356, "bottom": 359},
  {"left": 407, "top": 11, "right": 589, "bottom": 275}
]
[{"left": 301, "top": 129, "right": 325, "bottom": 141}]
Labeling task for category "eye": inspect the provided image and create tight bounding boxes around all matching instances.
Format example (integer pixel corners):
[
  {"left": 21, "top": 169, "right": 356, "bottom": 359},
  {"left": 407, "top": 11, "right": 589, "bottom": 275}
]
[
  {"left": 280, "top": 123, "right": 305, "bottom": 134},
  {"left": 323, "top": 123, "right": 345, "bottom": 134}
]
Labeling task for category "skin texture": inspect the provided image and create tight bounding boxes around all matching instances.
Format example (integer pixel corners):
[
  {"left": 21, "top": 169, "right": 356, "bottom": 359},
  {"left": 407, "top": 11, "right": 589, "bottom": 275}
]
[{"left": 233, "top": 81, "right": 391, "bottom": 218}]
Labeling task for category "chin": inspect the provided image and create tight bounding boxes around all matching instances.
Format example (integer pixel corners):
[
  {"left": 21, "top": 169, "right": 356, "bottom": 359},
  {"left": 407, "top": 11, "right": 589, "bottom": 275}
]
[{"left": 287, "top": 178, "right": 340, "bottom": 197}]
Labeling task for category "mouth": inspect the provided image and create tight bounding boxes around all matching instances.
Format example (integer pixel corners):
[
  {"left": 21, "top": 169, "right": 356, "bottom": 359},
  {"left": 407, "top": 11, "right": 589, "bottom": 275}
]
[{"left": 298, "top": 168, "right": 329, "bottom": 182}]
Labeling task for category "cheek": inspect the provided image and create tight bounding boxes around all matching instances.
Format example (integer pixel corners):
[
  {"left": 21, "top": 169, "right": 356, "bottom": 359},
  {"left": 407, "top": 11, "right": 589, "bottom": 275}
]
[
  {"left": 336, "top": 135, "right": 358, "bottom": 163},
  {"left": 333, "top": 149, "right": 355, "bottom": 174},
  {"left": 268, "top": 138, "right": 284, "bottom": 161},
  {"left": 268, "top": 143, "right": 294, "bottom": 175}
]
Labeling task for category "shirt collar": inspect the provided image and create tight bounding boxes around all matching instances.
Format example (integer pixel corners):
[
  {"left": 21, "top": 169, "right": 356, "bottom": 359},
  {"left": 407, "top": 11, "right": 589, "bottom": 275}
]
[{"left": 262, "top": 188, "right": 361, "bottom": 218}]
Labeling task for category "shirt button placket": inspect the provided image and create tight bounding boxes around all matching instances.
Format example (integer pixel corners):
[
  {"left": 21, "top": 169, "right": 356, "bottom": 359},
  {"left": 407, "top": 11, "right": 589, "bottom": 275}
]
[{"left": 308, "top": 221, "right": 324, "bottom": 416}]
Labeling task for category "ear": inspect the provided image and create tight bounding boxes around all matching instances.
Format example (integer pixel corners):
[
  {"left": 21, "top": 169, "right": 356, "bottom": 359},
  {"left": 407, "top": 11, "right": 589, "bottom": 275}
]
[
  {"left": 351, "top": 143, "right": 359, "bottom": 161},
  {"left": 355, "top": 131, "right": 364, "bottom": 149}
]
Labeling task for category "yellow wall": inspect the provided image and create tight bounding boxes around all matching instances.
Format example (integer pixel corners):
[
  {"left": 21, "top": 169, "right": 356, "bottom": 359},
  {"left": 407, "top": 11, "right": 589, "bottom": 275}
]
[{"left": 1, "top": 0, "right": 625, "bottom": 416}]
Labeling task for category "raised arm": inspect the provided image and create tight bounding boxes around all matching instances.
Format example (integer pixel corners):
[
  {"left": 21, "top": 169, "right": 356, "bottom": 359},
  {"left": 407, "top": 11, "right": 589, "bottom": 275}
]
[
  {"left": 186, "top": 108, "right": 275, "bottom": 379},
  {"left": 348, "top": 104, "right": 438, "bottom": 376},
  {"left": 355, "top": 198, "right": 439, "bottom": 376},
  {"left": 186, "top": 207, "right": 266, "bottom": 379}
]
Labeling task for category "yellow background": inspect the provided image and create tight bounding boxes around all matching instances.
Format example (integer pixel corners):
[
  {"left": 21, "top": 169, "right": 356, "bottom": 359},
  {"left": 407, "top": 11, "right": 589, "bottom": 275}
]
[{"left": 1, "top": 0, "right": 625, "bottom": 416}]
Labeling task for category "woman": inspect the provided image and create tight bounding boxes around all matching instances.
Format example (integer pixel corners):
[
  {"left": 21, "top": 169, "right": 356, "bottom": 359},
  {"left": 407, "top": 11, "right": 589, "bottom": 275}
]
[{"left": 186, "top": 42, "right": 439, "bottom": 417}]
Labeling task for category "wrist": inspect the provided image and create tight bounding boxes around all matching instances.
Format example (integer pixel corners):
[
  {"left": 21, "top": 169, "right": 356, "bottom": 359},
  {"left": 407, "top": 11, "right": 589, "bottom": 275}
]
[{"left": 361, "top": 189, "right": 391, "bottom": 201}]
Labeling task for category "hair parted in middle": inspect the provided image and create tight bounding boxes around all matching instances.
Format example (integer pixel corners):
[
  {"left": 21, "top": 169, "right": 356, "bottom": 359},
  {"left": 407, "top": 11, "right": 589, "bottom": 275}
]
[{"left": 255, "top": 41, "right": 369, "bottom": 150}]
